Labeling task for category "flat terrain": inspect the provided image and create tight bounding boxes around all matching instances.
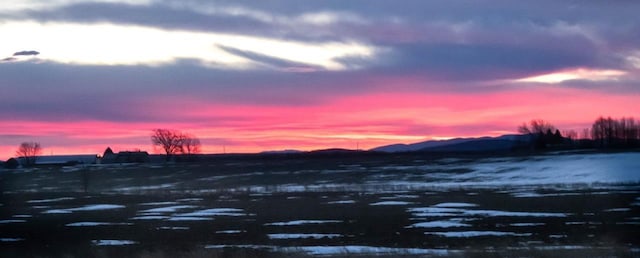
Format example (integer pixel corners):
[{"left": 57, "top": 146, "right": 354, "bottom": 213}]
[{"left": 1, "top": 151, "right": 639, "bottom": 257}]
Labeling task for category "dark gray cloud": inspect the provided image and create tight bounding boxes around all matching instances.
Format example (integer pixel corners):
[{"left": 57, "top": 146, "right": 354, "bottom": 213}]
[
  {"left": 22, "top": 2, "right": 275, "bottom": 37},
  {"left": 0, "top": 60, "right": 378, "bottom": 122},
  {"left": 16, "top": 1, "right": 640, "bottom": 45},
  {"left": 13, "top": 50, "right": 39, "bottom": 56},
  {"left": 376, "top": 42, "right": 603, "bottom": 81},
  {"left": 218, "top": 45, "right": 324, "bottom": 72}
]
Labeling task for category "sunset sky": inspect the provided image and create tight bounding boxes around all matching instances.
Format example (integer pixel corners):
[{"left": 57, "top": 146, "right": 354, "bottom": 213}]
[{"left": 1, "top": 0, "right": 639, "bottom": 158}]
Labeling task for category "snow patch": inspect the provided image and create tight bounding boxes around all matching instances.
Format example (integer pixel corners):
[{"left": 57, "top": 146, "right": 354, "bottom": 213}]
[
  {"left": 432, "top": 202, "right": 478, "bottom": 208},
  {"left": 0, "top": 220, "right": 26, "bottom": 224},
  {"left": 205, "top": 244, "right": 274, "bottom": 249},
  {"left": 268, "top": 233, "right": 342, "bottom": 239},
  {"left": 427, "top": 231, "right": 532, "bottom": 237},
  {"left": 114, "top": 183, "right": 175, "bottom": 192},
  {"left": 130, "top": 215, "right": 169, "bottom": 220},
  {"left": 407, "top": 207, "right": 463, "bottom": 217},
  {"left": 139, "top": 201, "right": 178, "bottom": 206},
  {"left": 205, "top": 244, "right": 453, "bottom": 255},
  {"left": 327, "top": 200, "right": 355, "bottom": 204},
  {"left": 0, "top": 238, "right": 24, "bottom": 242},
  {"left": 511, "top": 192, "right": 582, "bottom": 198},
  {"left": 408, "top": 220, "right": 471, "bottom": 228},
  {"left": 370, "top": 201, "right": 413, "bottom": 206},
  {"left": 27, "top": 197, "right": 75, "bottom": 203},
  {"left": 140, "top": 205, "right": 195, "bottom": 213},
  {"left": 464, "top": 209, "right": 568, "bottom": 217},
  {"left": 92, "top": 240, "right": 137, "bottom": 246},
  {"left": 42, "top": 204, "right": 126, "bottom": 214},
  {"left": 66, "top": 222, "right": 132, "bottom": 227},
  {"left": 532, "top": 245, "right": 593, "bottom": 250},
  {"left": 265, "top": 220, "right": 341, "bottom": 226},
  {"left": 510, "top": 223, "right": 546, "bottom": 227},
  {"left": 158, "top": 226, "right": 189, "bottom": 230},
  {"left": 174, "top": 208, "right": 246, "bottom": 217},
  {"left": 68, "top": 204, "right": 125, "bottom": 211},
  {"left": 42, "top": 209, "right": 72, "bottom": 214},
  {"left": 380, "top": 194, "right": 420, "bottom": 200},
  {"left": 603, "top": 208, "right": 631, "bottom": 212},
  {"left": 408, "top": 207, "right": 567, "bottom": 218},
  {"left": 167, "top": 217, "right": 213, "bottom": 221},
  {"left": 216, "top": 230, "right": 245, "bottom": 234},
  {"left": 281, "top": 245, "right": 452, "bottom": 256}
]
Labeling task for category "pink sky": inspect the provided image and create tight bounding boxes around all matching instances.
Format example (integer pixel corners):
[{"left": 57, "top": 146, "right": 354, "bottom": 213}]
[{"left": 1, "top": 85, "right": 637, "bottom": 158}]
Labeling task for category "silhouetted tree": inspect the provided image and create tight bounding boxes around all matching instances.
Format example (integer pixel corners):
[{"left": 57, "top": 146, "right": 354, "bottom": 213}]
[
  {"left": 518, "top": 119, "right": 559, "bottom": 149},
  {"left": 518, "top": 119, "right": 556, "bottom": 134},
  {"left": 581, "top": 128, "right": 591, "bottom": 140},
  {"left": 151, "top": 129, "right": 202, "bottom": 161},
  {"left": 179, "top": 134, "right": 201, "bottom": 162},
  {"left": 591, "top": 116, "right": 640, "bottom": 148},
  {"left": 553, "top": 129, "right": 563, "bottom": 144},
  {"left": 619, "top": 117, "right": 639, "bottom": 146},
  {"left": 152, "top": 129, "right": 185, "bottom": 161},
  {"left": 181, "top": 135, "right": 201, "bottom": 155},
  {"left": 563, "top": 130, "right": 578, "bottom": 141},
  {"left": 16, "top": 142, "right": 42, "bottom": 167}
]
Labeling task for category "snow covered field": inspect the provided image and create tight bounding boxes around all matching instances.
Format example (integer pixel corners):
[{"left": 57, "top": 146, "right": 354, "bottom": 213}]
[{"left": 1, "top": 152, "right": 639, "bottom": 257}]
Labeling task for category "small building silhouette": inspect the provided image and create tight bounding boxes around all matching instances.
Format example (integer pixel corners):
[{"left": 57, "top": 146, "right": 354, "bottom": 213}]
[
  {"left": 25, "top": 155, "right": 98, "bottom": 167},
  {"left": 100, "top": 147, "right": 149, "bottom": 163}
]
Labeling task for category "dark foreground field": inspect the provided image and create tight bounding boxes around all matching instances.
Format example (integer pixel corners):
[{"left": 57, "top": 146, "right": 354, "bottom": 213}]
[{"left": 1, "top": 152, "right": 639, "bottom": 257}]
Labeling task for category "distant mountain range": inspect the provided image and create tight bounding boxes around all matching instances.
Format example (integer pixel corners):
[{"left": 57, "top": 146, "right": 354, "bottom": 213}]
[
  {"left": 370, "top": 134, "right": 532, "bottom": 153},
  {"left": 260, "top": 149, "right": 304, "bottom": 154},
  {"left": 259, "top": 134, "right": 533, "bottom": 155}
]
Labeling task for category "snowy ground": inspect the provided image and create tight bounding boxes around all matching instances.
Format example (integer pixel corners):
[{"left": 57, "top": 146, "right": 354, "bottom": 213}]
[{"left": 1, "top": 151, "right": 639, "bottom": 257}]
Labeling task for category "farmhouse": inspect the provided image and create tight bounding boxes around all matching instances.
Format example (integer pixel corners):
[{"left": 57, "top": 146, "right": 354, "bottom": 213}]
[{"left": 100, "top": 147, "right": 149, "bottom": 163}]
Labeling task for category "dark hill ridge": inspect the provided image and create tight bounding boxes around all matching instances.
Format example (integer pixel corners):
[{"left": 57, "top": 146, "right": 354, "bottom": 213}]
[{"left": 370, "top": 134, "right": 532, "bottom": 153}]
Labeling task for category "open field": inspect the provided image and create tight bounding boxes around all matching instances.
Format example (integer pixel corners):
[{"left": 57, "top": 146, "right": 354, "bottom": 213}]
[{"left": 1, "top": 151, "right": 640, "bottom": 257}]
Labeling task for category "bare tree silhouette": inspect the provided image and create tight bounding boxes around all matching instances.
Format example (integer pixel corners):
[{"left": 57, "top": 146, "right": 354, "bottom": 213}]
[
  {"left": 181, "top": 134, "right": 201, "bottom": 155},
  {"left": 151, "top": 129, "right": 202, "bottom": 161},
  {"left": 591, "top": 116, "right": 640, "bottom": 147},
  {"left": 562, "top": 130, "right": 578, "bottom": 141},
  {"left": 151, "top": 129, "right": 184, "bottom": 161},
  {"left": 517, "top": 119, "right": 560, "bottom": 149},
  {"left": 517, "top": 119, "right": 556, "bottom": 134},
  {"left": 16, "top": 142, "right": 42, "bottom": 167}
]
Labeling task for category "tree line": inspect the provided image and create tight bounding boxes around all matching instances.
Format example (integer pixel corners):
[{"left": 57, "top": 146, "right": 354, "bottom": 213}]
[
  {"left": 519, "top": 116, "right": 640, "bottom": 149},
  {"left": 590, "top": 116, "right": 639, "bottom": 148}
]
